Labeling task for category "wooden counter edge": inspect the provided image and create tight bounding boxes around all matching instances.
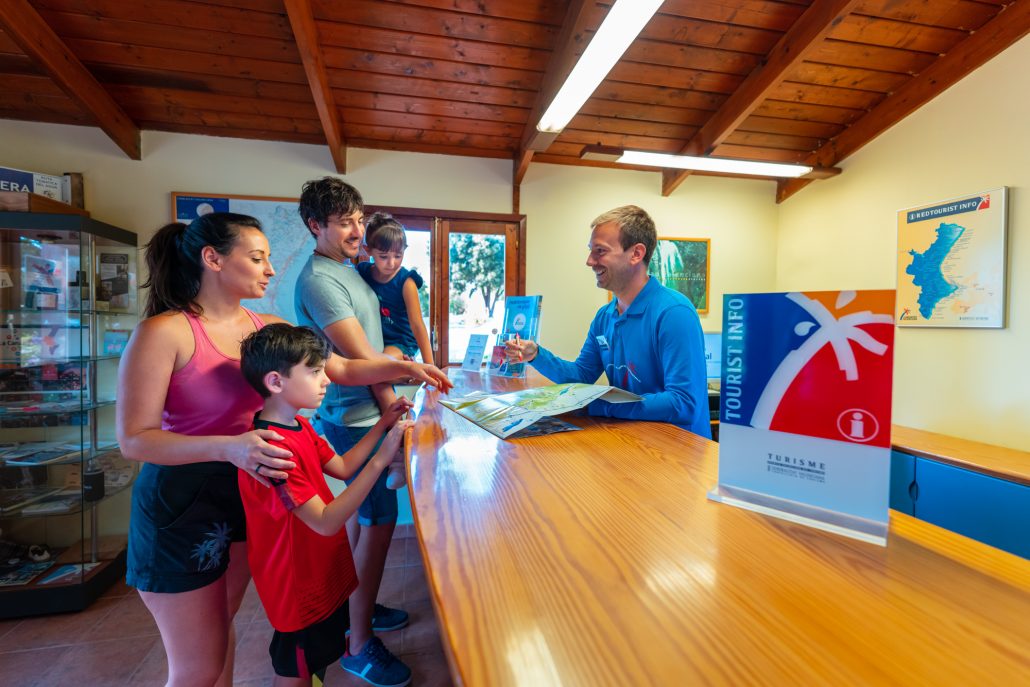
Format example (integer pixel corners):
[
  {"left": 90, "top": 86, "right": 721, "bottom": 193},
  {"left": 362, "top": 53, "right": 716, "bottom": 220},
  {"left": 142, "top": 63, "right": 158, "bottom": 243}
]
[
  {"left": 890, "top": 510, "right": 1030, "bottom": 592},
  {"left": 891, "top": 424, "right": 1030, "bottom": 487},
  {"left": 403, "top": 423, "right": 468, "bottom": 687}
]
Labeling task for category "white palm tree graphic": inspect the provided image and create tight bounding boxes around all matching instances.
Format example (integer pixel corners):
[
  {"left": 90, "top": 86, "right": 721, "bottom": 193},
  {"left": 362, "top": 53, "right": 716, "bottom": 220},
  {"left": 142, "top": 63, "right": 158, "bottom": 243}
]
[{"left": 751, "top": 291, "right": 893, "bottom": 430}]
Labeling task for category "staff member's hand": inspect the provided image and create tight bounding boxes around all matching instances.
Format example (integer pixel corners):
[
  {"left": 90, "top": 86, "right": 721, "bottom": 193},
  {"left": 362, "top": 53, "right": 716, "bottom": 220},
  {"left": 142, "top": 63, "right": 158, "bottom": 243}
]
[
  {"left": 403, "top": 361, "right": 454, "bottom": 393},
  {"left": 505, "top": 338, "right": 538, "bottom": 363}
]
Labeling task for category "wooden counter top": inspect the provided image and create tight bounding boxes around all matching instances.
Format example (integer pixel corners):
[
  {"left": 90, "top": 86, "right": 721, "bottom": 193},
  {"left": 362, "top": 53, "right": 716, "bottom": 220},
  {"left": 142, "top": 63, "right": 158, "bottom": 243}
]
[
  {"left": 407, "top": 370, "right": 1030, "bottom": 686},
  {"left": 892, "top": 424, "right": 1030, "bottom": 486}
]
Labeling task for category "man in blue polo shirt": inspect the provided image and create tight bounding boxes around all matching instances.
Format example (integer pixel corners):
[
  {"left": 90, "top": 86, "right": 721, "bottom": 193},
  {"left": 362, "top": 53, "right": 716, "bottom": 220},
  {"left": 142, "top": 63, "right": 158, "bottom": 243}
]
[{"left": 506, "top": 205, "right": 710, "bottom": 438}]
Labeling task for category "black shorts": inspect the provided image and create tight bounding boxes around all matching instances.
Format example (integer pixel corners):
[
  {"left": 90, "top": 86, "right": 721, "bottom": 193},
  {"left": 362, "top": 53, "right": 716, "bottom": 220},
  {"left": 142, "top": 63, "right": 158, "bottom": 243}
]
[
  {"left": 269, "top": 600, "right": 351, "bottom": 678},
  {"left": 126, "top": 462, "right": 247, "bottom": 593}
]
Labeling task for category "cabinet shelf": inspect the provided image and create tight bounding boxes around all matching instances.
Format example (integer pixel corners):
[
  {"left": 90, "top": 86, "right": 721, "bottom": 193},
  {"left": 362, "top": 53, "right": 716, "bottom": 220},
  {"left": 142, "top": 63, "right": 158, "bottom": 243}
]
[
  {"left": 0, "top": 399, "right": 115, "bottom": 417},
  {"left": 0, "top": 309, "right": 137, "bottom": 317},
  {"left": 0, "top": 354, "right": 123, "bottom": 365},
  {"left": 5, "top": 482, "right": 135, "bottom": 520},
  {"left": 1, "top": 208, "right": 138, "bottom": 617}
]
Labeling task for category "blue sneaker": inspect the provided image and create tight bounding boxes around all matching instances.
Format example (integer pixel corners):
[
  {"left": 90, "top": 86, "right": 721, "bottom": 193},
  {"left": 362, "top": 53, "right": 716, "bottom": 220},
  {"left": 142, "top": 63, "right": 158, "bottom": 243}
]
[
  {"left": 340, "top": 637, "right": 412, "bottom": 687},
  {"left": 371, "top": 603, "right": 409, "bottom": 632}
]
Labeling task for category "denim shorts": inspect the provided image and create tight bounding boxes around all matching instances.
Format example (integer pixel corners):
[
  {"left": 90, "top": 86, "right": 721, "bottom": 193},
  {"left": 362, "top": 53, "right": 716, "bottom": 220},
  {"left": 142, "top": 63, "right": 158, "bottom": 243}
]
[
  {"left": 384, "top": 341, "right": 419, "bottom": 359},
  {"left": 321, "top": 421, "right": 397, "bottom": 527},
  {"left": 126, "top": 462, "right": 246, "bottom": 593}
]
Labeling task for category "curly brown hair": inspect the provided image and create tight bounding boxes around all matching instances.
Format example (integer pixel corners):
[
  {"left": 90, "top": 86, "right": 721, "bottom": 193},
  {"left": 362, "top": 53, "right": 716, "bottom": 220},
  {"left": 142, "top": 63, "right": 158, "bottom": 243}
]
[{"left": 298, "top": 176, "right": 363, "bottom": 236}]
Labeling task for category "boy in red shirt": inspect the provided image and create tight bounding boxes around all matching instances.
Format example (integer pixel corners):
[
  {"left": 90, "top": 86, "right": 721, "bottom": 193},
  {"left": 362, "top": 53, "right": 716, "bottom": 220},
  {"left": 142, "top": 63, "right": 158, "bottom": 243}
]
[{"left": 239, "top": 323, "right": 413, "bottom": 686}]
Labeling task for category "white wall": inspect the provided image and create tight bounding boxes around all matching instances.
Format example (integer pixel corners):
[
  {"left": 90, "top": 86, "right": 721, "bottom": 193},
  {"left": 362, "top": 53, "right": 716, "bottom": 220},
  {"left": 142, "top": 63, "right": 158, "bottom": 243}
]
[
  {"left": 776, "top": 35, "right": 1030, "bottom": 451},
  {"left": 520, "top": 163, "right": 778, "bottom": 358},
  {"left": 0, "top": 123, "right": 514, "bottom": 233}
]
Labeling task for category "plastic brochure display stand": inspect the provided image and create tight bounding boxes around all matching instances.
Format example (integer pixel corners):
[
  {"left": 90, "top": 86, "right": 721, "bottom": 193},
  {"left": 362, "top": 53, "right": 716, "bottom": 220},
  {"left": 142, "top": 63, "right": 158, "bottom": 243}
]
[
  {"left": 461, "top": 333, "right": 489, "bottom": 372},
  {"left": 487, "top": 295, "right": 542, "bottom": 378},
  {"left": 709, "top": 290, "right": 895, "bottom": 545}
]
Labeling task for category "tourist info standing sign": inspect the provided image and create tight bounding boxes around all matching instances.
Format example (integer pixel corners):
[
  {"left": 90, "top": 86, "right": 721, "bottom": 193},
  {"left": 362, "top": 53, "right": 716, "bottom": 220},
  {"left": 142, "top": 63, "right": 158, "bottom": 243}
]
[{"left": 709, "top": 290, "right": 895, "bottom": 545}]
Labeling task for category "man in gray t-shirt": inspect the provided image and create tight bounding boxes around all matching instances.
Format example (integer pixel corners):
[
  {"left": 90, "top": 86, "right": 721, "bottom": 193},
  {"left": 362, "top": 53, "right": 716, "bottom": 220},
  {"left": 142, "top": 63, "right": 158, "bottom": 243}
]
[
  {"left": 296, "top": 253, "right": 383, "bottom": 427},
  {"left": 294, "top": 177, "right": 434, "bottom": 687}
]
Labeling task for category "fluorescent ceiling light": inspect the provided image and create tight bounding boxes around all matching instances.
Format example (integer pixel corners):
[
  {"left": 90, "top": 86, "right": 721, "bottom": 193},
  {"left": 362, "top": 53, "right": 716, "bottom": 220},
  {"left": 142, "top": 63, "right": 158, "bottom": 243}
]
[
  {"left": 619, "top": 150, "right": 813, "bottom": 178},
  {"left": 536, "top": 0, "right": 664, "bottom": 134}
]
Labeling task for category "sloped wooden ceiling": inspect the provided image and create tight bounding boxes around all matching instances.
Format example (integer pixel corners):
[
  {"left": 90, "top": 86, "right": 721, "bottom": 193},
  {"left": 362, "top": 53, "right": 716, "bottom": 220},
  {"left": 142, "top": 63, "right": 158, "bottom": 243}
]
[{"left": 0, "top": 0, "right": 1028, "bottom": 203}]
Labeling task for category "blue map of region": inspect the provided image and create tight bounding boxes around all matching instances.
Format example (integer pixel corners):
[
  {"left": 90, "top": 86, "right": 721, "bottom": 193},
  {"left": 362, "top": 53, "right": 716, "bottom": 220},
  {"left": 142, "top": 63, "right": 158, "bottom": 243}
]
[{"left": 906, "top": 222, "right": 965, "bottom": 319}]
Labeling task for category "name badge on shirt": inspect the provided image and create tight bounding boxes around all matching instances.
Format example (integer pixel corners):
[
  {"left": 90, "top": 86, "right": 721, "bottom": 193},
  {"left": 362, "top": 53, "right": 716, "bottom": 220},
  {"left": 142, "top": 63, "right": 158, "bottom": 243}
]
[{"left": 595, "top": 335, "right": 610, "bottom": 351}]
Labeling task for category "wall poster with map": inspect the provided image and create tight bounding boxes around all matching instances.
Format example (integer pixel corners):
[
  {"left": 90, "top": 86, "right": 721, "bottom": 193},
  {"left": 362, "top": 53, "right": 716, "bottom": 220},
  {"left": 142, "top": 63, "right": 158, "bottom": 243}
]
[
  {"left": 173, "top": 193, "right": 314, "bottom": 321},
  {"left": 896, "top": 188, "right": 1007, "bottom": 328},
  {"left": 648, "top": 237, "right": 710, "bottom": 314}
]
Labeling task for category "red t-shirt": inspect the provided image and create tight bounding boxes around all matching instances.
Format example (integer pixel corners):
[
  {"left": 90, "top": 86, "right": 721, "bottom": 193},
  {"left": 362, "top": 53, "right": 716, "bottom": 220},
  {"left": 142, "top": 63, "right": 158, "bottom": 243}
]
[{"left": 238, "top": 415, "right": 358, "bottom": 632}]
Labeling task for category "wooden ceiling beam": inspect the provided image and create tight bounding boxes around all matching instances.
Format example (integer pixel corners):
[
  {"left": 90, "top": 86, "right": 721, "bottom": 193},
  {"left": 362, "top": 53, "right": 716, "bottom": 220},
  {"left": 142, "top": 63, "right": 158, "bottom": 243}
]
[
  {"left": 661, "top": 0, "right": 861, "bottom": 197},
  {"left": 777, "top": 0, "right": 1030, "bottom": 204},
  {"left": 514, "top": 0, "right": 596, "bottom": 187},
  {"left": 284, "top": 0, "right": 346, "bottom": 174},
  {"left": 0, "top": 0, "right": 140, "bottom": 159}
]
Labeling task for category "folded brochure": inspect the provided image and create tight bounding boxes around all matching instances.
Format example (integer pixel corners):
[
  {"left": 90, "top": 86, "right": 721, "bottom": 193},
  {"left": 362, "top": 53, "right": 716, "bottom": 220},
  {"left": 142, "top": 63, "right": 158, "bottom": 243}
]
[{"left": 440, "top": 383, "right": 641, "bottom": 439}]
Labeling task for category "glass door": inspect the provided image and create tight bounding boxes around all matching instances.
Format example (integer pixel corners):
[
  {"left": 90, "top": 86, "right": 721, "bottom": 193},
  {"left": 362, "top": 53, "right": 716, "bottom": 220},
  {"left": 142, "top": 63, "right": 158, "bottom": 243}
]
[
  {"left": 365, "top": 207, "right": 525, "bottom": 366},
  {"left": 367, "top": 215, "right": 432, "bottom": 362},
  {"left": 436, "top": 219, "right": 522, "bottom": 365}
]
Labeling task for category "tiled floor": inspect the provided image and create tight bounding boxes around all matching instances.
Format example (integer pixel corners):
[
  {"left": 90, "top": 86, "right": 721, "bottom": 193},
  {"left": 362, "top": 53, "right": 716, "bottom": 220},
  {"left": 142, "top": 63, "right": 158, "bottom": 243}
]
[{"left": 0, "top": 527, "right": 454, "bottom": 686}]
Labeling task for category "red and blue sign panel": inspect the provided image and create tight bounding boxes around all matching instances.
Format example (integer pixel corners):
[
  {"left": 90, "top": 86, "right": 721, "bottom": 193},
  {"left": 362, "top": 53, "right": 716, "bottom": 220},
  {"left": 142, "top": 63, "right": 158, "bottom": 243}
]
[
  {"left": 721, "top": 290, "right": 895, "bottom": 448},
  {"left": 713, "top": 290, "right": 895, "bottom": 544}
]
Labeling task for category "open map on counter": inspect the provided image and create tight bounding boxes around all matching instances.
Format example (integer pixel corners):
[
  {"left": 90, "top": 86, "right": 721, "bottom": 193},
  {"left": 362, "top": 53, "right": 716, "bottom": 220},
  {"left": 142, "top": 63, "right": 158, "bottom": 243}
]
[{"left": 440, "top": 383, "right": 641, "bottom": 439}]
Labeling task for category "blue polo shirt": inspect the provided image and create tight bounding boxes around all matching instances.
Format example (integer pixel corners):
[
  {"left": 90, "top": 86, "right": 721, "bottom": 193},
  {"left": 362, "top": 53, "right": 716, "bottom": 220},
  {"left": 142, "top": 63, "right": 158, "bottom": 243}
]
[{"left": 531, "top": 277, "right": 711, "bottom": 438}]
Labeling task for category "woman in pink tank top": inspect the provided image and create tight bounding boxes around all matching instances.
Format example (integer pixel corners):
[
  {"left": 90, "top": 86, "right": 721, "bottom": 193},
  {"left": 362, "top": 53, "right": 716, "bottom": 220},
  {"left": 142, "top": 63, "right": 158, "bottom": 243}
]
[{"left": 117, "top": 212, "right": 450, "bottom": 686}]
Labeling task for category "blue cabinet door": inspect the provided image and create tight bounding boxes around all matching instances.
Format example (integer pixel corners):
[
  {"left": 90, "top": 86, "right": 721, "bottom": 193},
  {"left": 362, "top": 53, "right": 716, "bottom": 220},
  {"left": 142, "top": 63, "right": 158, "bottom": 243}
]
[
  {"left": 890, "top": 451, "right": 916, "bottom": 515},
  {"left": 914, "top": 458, "right": 1030, "bottom": 560}
]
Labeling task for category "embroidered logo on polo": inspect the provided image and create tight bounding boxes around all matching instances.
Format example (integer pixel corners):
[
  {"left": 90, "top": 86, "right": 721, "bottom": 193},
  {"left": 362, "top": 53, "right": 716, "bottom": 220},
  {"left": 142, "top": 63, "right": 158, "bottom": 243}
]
[
  {"left": 721, "top": 290, "right": 895, "bottom": 448},
  {"left": 606, "top": 362, "right": 641, "bottom": 386}
]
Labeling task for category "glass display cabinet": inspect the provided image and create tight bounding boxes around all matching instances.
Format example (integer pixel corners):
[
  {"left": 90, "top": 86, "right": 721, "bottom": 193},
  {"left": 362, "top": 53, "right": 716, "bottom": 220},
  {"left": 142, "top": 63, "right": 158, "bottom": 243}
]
[{"left": 0, "top": 209, "right": 139, "bottom": 618}]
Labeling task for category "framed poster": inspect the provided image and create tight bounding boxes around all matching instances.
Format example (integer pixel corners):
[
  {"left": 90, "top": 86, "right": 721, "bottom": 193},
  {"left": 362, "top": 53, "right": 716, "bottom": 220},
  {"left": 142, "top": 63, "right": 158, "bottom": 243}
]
[
  {"left": 896, "top": 188, "right": 1007, "bottom": 328},
  {"left": 648, "top": 237, "right": 710, "bottom": 314}
]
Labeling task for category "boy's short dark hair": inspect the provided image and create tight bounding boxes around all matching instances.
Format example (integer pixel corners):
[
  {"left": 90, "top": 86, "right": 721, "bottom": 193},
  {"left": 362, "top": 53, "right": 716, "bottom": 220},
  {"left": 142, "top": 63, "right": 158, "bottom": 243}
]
[
  {"left": 298, "top": 177, "right": 364, "bottom": 237},
  {"left": 365, "top": 211, "right": 407, "bottom": 253},
  {"left": 240, "top": 324, "right": 332, "bottom": 398}
]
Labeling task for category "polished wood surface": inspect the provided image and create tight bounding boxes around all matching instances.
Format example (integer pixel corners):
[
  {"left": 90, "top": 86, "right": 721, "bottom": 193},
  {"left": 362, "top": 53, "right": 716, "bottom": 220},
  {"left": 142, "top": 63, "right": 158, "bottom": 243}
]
[
  {"left": 407, "top": 370, "right": 1030, "bottom": 687},
  {"left": 892, "top": 424, "right": 1030, "bottom": 487},
  {"left": 0, "top": 191, "right": 88, "bottom": 215}
]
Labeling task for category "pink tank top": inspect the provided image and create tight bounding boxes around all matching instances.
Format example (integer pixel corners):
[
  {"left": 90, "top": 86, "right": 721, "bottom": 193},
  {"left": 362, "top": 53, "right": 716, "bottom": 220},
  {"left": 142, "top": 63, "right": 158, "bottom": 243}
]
[{"left": 161, "top": 308, "right": 265, "bottom": 437}]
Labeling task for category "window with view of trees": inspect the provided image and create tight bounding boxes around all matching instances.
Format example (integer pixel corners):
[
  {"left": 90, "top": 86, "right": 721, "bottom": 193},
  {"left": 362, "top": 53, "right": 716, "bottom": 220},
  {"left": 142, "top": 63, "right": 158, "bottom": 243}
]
[{"left": 364, "top": 207, "right": 525, "bottom": 366}]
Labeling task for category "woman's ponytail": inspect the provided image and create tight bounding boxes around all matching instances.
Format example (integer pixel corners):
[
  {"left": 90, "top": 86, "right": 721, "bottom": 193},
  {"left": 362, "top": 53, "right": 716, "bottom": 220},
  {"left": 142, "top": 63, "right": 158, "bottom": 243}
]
[{"left": 143, "top": 222, "right": 195, "bottom": 317}]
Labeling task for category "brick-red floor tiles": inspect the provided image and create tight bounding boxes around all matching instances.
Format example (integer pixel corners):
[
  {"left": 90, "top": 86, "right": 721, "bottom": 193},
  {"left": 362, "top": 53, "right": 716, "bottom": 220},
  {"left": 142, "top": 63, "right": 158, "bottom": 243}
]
[
  {"left": 47, "top": 634, "right": 161, "bottom": 686},
  {"left": 0, "top": 645, "right": 71, "bottom": 687},
  {"left": 0, "top": 529, "right": 454, "bottom": 685}
]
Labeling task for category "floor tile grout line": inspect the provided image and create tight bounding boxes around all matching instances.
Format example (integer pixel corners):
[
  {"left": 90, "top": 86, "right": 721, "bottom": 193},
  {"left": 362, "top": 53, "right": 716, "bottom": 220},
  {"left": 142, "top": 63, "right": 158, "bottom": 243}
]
[
  {"left": 0, "top": 621, "right": 23, "bottom": 644},
  {"left": 0, "top": 643, "right": 81, "bottom": 654},
  {"left": 123, "top": 635, "right": 161, "bottom": 685}
]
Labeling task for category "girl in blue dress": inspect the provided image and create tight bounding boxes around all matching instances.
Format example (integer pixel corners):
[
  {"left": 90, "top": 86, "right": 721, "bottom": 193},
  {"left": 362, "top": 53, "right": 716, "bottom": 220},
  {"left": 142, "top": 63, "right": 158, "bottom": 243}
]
[{"left": 358, "top": 212, "right": 433, "bottom": 365}]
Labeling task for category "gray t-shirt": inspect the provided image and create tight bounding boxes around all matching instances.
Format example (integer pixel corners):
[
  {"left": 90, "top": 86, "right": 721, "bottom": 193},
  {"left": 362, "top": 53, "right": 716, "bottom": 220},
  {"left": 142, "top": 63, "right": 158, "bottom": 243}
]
[{"left": 295, "top": 254, "right": 384, "bottom": 427}]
